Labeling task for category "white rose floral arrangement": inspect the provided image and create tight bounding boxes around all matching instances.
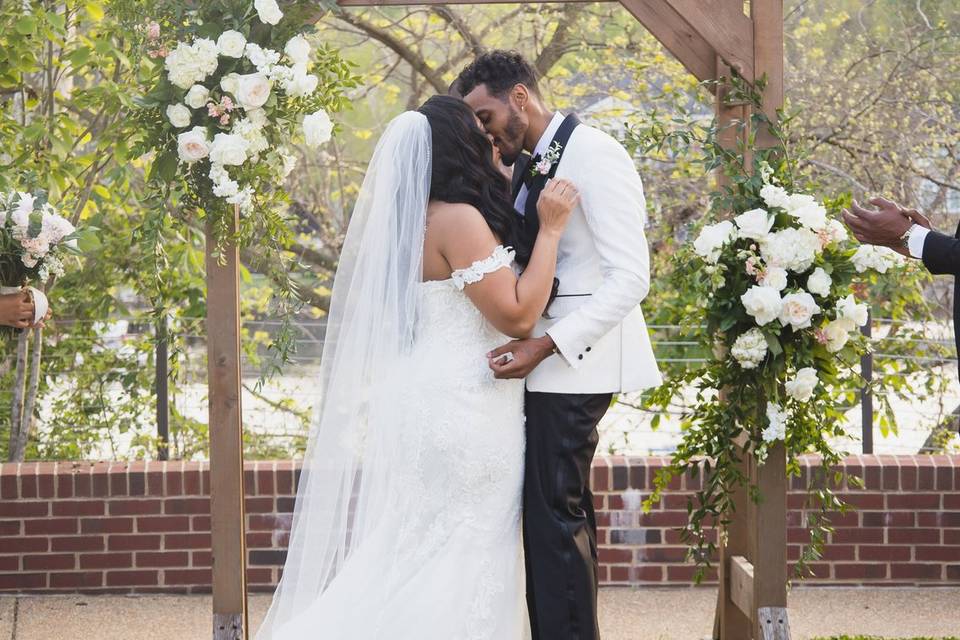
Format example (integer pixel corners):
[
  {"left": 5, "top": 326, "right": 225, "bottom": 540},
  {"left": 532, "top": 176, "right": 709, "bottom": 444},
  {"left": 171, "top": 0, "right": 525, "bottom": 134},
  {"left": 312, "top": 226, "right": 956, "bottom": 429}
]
[
  {"left": 638, "top": 77, "right": 912, "bottom": 581},
  {"left": 0, "top": 191, "right": 81, "bottom": 287},
  {"left": 136, "top": 0, "right": 354, "bottom": 244},
  {"left": 688, "top": 162, "right": 900, "bottom": 462},
  {"left": 0, "top": 191, "right": 85, "bottom": 331},
  {"left": 134, "top": 1, "right": 356, "bottom": 374}
]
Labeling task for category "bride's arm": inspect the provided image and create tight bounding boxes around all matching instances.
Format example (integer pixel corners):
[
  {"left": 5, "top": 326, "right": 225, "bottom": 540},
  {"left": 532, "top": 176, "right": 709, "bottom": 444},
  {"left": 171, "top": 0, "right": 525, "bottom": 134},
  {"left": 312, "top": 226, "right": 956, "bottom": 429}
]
[{"left": 433, "top": 180, "right": 579, "bottom": 338}]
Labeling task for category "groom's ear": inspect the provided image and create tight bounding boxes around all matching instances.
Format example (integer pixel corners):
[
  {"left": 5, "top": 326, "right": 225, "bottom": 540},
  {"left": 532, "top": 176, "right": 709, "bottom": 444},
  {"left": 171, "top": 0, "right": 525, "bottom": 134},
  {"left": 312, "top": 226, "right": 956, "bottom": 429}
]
[{"left": 510, "top": 84, "right": 530, "bottom": 110}]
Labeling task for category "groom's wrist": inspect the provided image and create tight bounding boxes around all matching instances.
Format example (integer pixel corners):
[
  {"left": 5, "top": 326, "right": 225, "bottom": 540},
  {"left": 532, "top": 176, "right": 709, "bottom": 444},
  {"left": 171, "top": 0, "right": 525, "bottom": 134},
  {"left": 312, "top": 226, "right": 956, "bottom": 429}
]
[{"left": 534, "top": 334, "right": 557, "bottom": 359}]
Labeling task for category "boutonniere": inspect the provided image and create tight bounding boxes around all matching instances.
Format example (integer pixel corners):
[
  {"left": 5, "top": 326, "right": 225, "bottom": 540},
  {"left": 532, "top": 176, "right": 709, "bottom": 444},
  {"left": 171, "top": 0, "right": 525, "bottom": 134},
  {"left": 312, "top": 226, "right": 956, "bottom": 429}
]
[{"left": 530, "top": 141, "right": 563, "bottom": 178}]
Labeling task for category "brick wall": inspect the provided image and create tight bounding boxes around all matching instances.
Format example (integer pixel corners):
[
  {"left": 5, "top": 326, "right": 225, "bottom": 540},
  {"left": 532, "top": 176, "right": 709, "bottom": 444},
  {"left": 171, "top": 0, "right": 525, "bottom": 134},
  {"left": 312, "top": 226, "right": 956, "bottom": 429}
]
[{"left": 0, "top": 455, "right": 957, "bottom": 593}]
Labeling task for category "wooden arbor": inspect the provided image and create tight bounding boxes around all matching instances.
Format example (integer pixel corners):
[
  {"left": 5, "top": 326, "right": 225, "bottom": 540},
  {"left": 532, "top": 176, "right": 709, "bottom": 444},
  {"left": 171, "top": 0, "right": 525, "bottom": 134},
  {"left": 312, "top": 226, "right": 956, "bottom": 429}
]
[{"left": 205, "top": 1, "right": 786, "bottom": 638}]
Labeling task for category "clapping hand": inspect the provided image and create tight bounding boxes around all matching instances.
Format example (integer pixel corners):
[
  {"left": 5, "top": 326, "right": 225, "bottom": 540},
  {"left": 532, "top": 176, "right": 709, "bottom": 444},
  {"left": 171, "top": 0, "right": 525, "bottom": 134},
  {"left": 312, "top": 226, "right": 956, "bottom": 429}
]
[{"left": 842, "top": 197, "right": 932, "bottom": 257}]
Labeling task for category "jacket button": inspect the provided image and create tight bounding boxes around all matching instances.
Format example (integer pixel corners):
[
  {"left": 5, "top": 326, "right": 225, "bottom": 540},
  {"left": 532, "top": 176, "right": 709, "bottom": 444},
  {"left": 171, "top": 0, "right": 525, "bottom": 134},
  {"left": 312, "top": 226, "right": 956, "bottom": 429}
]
[
  {"left": 578, "top": 354, "right": 584, "bottom": 360},
  {"left": 586, "top": 347, "right": 592, "bottom": 352}
]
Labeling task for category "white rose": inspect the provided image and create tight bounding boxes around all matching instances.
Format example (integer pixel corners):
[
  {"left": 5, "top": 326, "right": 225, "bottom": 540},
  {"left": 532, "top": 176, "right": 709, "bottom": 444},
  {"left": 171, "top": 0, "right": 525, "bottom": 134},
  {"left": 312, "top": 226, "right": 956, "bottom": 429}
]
[
  {"left": 254, "top": 0, "right": 283, "bottom": 25},
  {"left": 806, "top": 267, "right": 832, "bottom": 297},
  {"left": 226, "top": 185, "right": 255, "bottom": 213},
  {"left": 735, "top": 208, "right": 774, "bottom": 241},
  {"left": 693, "top": 220, "right": 736, "bottom": 264},
  {"left": 303, "top": 109, "right": 334, "bottom": 148},
  {"left": 235, "top": 73, "right": 272, "bottom": 109},
  {"left": 166, "top": 103, "right": 192, "bottom": 128},
  {"left": 760, "top": 184, "right": 791, "bottom": 210},
  {"left": 246, "top": 108, "right": 268, "bottom": 128},
  {"left": 789, "top": 201, "right": 828, "bottom": 231},
  {"left": 283, "top": 64, "right": 319, "bottom": 97},
  {"left": 244, "top": 43, "right": 282, "bottom": 73},
  {"left": 836, "top": 294, "right": 869, "bottom": 328},
  {"left": 184, "top": 84, "right": 211, "bottom": 109},
  {"left": 220, "top": 73, "right": 240, "bottom": 97},
  {"left": 821, "top": 219, "right": 848, "bottom": 246},
  {"left": 779, "top": 291, "right": 821, "bottom": 330},
  {"left": 284, "top": 34, "right": 311, "bottom": 65},
  {"left": 823, "top": 318, "right": 855, "bottom": 353},
  {"left": 785, "top": 367, "right": 819, "bottom": 402},
  {"left": 212, "top": 176, "right": 239, "bottom": 198},
  {"left": 217, "top": 30, "right": 247, "bottom": 58},
  {"left": 41, "top": 213, "right": 74, "bottom": 244},
  {"left": 176, "top": 126, "right": 210, "bottom": 164},
  {"left": 783, "top": 193, "right": 816, "bottom": 212},
  {"left": 741, "top": 285, "right": 783, "bottom": 326},
  {"left": 279, "top": 148, "right": 298, "bottom": 178},
  {"left": 232, "top": 116, "right": 269, "bottom": 157},
  {"left": 12, "top": 192, "right": 36, "bottom": 228},
  {"left": 209, "top": 133, "right": 249, "bottom": 166},
  {"left": 760, "top": 267, "right": 788, "bottom": 291},
  {"left": 731, "top": 328, "right": 769, "bottom": 370},
  {"left": 761, "top": 227, "right": 821, "bottom": 273},
  {"left": 852, "top": 245, "right": 899, "bottom": 274},
  {"left": 165, "top": 38, "right": 219, "bottom": 89},
  {"left": 762, "top": 402, "right": 788, "bottom": 442}
]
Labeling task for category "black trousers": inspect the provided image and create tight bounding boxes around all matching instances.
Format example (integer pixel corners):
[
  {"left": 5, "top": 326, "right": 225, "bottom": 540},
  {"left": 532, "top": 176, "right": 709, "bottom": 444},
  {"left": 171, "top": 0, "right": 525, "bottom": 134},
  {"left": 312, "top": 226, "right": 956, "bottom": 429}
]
[{"left": 523, "top": 391, "right": 613, "bottom": 640}]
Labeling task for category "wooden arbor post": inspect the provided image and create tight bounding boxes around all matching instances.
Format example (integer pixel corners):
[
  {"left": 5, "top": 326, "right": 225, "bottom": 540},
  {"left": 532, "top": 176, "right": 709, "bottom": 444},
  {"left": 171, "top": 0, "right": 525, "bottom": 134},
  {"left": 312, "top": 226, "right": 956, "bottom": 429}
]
[
  {"left": 207, "top": 206, "right": 249, "bottom": 640},
  {"left": 207, "top": 1, "right": 785, "bottom": 638}
]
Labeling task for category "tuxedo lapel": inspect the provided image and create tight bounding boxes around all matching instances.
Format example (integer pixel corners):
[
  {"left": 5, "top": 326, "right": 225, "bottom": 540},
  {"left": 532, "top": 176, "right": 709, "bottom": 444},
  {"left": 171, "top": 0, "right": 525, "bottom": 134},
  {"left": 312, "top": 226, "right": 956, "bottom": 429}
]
[
  {"left": 512, "top": 153, "right": 531, "bottom": 201},
  {"left": 520, "top": 113, "right": 581, "bottom": 253}
]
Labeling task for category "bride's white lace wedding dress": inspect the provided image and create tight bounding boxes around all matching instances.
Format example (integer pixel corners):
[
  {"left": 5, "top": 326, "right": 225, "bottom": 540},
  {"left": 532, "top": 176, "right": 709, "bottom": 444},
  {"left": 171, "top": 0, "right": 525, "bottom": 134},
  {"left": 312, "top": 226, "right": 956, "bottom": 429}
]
[{"left": 265, "top": 245, "right": 530, "bottom": 640}]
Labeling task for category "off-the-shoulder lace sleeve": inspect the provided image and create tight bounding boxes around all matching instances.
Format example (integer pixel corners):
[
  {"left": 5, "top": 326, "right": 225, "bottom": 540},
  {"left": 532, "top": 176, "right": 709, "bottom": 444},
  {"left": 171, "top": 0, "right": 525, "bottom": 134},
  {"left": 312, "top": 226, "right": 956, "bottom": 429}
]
[{"left": 450, "top": 245, "right": 515, "bottom": 291}]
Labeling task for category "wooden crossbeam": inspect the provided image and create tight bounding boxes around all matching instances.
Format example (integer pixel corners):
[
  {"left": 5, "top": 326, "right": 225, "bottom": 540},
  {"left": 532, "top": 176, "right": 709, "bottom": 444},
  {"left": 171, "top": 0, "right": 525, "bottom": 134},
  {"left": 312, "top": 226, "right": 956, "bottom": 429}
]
[
  {"left": 665, "top": 0, "right": 754, "bottom": 78},
  {"left": 617, "top": 0, "right": 717, "bottom": 82},
  {"left": 729, "top": 555, "right": 754, "bottom": 618},
  {"left": 338, "top": 0, "right": 595, "bottom": 4}
]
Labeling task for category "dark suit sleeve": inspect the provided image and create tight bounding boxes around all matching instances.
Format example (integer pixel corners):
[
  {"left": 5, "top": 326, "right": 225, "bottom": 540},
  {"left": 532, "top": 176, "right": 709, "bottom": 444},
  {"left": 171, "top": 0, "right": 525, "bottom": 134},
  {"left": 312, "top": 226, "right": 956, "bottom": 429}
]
[{"left": 921, "top": 229, "right": 960, "bottom": 276}]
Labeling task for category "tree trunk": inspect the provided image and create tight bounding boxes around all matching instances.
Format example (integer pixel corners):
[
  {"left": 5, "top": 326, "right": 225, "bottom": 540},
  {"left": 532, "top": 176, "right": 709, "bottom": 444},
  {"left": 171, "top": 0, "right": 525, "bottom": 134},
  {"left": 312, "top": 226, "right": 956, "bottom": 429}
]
[
  {"left": 7, "top": 330, "right": 29, "bottom": 461},
  {"left": 18, "top": 327, "right": 43, "bottom": 457}
]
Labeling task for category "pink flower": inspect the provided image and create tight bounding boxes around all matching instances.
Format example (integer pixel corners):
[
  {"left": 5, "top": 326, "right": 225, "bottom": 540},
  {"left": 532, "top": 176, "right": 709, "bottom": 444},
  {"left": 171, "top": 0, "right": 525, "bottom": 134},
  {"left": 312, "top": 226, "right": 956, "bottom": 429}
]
[
  {"left": 745, "top": 256, "right": 760, "bottom": 276},
  {"left": 219, "top": 114, "right": 230, "bottom": 126},
  {"left": 208, "top": 103, "right": 222, "bottom": 117},
  {"left": 147, "top": 46, "right": 168, "bottom": 59},
  {"left": 147, "top": 21, "right": 161, "bottom": 40},
  {"left": 814, "top": 328, "right": 829, "bottom": 345},
  {"left": 221, "top": 97, "right": 234, "bottom": 111},
  {"left": 536, "top": 159, "right": 552, "bottom": 175}
]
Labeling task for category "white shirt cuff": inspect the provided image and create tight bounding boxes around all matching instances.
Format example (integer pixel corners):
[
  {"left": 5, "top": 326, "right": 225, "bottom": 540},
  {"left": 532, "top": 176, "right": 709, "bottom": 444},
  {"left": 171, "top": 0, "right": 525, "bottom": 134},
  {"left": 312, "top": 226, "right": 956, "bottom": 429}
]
[{"left": 908, "top": 225, "right": 930, "bottom": 259}]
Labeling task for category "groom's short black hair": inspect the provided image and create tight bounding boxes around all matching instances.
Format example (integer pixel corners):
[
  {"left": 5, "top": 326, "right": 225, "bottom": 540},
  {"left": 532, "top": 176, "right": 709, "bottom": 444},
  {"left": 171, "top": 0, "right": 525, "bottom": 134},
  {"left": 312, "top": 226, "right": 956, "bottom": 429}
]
[{"left": 455, "top": 50, "right": 540, "bottom": 99}]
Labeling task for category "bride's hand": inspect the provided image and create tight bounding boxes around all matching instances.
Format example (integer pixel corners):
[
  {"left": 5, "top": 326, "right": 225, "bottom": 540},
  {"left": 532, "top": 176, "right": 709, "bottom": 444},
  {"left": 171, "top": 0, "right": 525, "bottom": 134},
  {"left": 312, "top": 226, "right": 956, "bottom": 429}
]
[{"left": 536, "top": 179, "right": 579, "bottom": 236}]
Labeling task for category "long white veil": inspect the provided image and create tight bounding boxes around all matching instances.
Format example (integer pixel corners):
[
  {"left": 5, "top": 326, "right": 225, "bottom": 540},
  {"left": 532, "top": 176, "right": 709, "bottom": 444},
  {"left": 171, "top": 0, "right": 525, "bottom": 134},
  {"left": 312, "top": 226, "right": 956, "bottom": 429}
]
[{"left": 255, "top": 110, "right": 432, "bottom": 637}]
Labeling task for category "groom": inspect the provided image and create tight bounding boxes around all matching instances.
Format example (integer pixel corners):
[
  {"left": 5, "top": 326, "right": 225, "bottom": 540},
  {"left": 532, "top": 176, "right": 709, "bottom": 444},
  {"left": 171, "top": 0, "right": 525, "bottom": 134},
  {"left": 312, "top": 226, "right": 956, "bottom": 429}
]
[{"left": 457, "top": 51, "right": 662, "bottom": 640}]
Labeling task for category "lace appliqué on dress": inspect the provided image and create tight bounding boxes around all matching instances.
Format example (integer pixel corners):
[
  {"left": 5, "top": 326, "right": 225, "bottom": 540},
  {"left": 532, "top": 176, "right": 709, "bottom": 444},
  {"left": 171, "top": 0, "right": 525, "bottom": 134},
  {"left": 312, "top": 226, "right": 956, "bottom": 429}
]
[{"left": 450, "top": 245, "right": 515, "bottom": 291}]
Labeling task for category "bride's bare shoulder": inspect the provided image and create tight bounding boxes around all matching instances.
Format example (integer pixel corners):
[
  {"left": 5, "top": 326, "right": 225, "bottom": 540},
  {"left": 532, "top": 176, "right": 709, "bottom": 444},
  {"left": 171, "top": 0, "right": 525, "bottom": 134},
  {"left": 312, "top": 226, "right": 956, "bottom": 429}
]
[{"left": 426, "top": 201, "right": 492, "bottom": 239}]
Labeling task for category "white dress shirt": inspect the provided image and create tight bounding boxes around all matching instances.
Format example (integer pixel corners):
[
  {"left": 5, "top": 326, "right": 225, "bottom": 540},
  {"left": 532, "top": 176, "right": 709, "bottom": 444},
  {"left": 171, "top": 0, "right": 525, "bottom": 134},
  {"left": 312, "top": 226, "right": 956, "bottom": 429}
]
[
  {"left": 514, "top": 112, "right": 565, "bottom": 215},
  {"left": 908, "top": 225, "right": 930, "bottom": 259}
]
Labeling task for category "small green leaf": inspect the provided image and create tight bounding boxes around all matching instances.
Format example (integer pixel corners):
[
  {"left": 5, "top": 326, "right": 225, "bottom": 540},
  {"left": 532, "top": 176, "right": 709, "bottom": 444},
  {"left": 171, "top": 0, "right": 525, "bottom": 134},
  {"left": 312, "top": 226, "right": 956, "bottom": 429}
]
[{"left": 15, "top": 17, "right": 37, "bottom": 35}]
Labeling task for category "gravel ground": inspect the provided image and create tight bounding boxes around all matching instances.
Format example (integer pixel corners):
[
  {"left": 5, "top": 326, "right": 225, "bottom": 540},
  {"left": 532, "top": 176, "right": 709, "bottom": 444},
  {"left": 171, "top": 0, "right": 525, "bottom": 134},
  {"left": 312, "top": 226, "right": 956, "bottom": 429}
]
[{"left": 1, "top": 587, "right": 958, "bottom": 639}]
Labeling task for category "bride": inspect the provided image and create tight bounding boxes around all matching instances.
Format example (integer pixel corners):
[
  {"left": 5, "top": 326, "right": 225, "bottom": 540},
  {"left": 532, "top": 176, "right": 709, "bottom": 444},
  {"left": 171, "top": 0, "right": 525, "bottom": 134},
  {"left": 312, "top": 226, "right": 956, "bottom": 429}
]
[{"left": 255, "top": 95, "right": 579, "bottom": 639}]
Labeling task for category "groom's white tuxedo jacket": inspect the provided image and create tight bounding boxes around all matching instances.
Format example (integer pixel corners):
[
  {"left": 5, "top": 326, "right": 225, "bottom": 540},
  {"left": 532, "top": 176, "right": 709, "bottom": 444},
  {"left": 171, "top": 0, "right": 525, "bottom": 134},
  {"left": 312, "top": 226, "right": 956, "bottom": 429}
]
[{"left": 522, "top": 117, "right": 662, "bottom": 394}]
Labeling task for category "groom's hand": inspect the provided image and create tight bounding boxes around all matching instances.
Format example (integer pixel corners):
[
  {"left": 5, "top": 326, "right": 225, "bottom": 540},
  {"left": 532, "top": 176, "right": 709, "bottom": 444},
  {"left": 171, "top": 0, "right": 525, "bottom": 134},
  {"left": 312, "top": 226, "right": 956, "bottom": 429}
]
[{"left": 487, "top": 335, "right": 556, "bottom": 379}]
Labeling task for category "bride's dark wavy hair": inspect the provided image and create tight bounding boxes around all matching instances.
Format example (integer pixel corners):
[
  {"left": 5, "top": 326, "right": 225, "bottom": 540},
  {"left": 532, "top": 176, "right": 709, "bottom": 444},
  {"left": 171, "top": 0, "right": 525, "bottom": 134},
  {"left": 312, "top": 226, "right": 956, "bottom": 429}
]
[{"left": 417, "top": 95, "right": 528, "bottom": 266}]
